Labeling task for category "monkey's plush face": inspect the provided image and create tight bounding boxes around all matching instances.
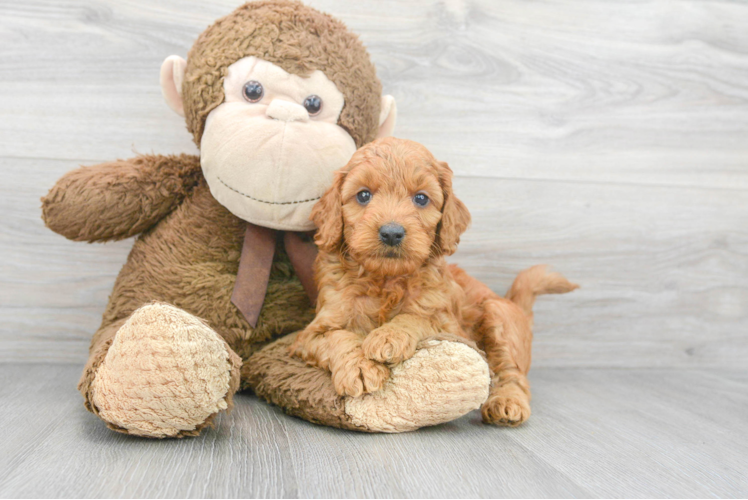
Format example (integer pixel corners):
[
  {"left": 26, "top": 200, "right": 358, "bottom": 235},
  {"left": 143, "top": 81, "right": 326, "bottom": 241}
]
[{"left": 198, "top": 57, "right": 357, "bottom": 231}]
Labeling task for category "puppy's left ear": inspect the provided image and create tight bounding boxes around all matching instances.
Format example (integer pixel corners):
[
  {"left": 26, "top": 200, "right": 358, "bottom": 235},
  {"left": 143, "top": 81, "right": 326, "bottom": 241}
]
[
  {"left": 435, "top": 161, "right": 471, "bottom": 256},
  {"left": 311, "top": 170, "right": 347, "bottom": 253}
]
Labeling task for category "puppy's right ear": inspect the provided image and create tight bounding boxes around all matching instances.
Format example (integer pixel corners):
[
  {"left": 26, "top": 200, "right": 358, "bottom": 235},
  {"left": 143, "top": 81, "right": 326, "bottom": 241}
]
[
  {"left": 435, "top": 161, "right": 471, "bottom": 256},
  {"left": 311, "top": 170, "right": 346, "bottom": 253}
]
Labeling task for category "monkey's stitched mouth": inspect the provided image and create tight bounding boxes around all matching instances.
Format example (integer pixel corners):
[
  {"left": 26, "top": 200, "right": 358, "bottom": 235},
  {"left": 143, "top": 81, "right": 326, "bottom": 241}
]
[{"left": 217, "top": 176, "right": 321, "bottom": 205}]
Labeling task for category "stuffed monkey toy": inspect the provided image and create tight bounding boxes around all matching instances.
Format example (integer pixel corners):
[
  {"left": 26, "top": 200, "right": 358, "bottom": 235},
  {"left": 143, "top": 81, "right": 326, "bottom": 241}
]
[{"left": 41, "top": 0, "right": 491, "bottom": 438}]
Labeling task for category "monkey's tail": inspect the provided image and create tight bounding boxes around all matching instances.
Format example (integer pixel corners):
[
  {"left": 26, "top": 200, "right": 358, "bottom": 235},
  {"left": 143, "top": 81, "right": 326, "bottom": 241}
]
[{"left": 505, "top": 265, "right": 578, "bottom": 324}]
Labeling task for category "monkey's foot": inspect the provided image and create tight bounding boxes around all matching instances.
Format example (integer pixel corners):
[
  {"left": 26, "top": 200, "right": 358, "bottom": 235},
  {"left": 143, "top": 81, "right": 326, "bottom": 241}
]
[
  {"left": 90, "top": 303, "right": 241, "bottom": 438},
  {"left": 344, "top": 338, "right": 490, "bottom": 432},
  {"left": 246, "top": 333, "right": 490, "bottom": 433},
  {"left": 481, "top": 384, "right": 531, "bottom": 427}
]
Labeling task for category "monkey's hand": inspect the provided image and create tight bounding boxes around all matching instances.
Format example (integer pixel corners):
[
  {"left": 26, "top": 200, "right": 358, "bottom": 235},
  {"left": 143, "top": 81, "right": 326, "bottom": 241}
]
[{"left": 42, "top": 154, "right": 202, "bottom": 242}]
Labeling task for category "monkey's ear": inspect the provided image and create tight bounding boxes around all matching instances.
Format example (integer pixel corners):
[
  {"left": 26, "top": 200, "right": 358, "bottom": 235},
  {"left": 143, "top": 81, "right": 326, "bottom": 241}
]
[
  {"left": 376, "top": 95, "right": 397, "bottom": 139},
  {"left": 160, "top": 55, "right": 187, "bottom": 117},
  {"left": 311, "top": 170, "right": 347, "bottom": 253},
  {"left": 435, "top": 161, "right": 471, "bottom": 256}
]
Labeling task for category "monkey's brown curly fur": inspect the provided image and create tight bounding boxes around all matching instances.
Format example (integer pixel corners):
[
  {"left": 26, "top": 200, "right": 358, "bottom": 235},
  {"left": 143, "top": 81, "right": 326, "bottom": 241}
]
[
  {"left": 41, "top": 1, "right": 388, "bottom": 436},
  {"left": 183, "top": 0, "right": 382, "bottom": 148},
  {"left": 44, "top": 156, "right": 316, "bottom": 436}
]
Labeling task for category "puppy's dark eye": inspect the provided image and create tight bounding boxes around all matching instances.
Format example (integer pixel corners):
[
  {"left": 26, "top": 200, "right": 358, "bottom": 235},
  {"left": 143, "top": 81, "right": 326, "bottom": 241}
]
[
  {"left": 243, "top": 81, "right": 264, "bottom": 103},
  {"left": 356, "top": 190, "right": 372, "bottom": 205},
  {"left": 413, "top": 193, "right": 430, "bottom": 207},
  {"left": 303, "top": 95, "right": 322, "bottom": 115}
]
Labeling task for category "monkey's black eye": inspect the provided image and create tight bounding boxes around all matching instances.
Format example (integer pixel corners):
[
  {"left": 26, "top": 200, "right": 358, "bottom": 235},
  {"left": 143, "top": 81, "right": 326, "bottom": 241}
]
[
  {"left": 243, "top": 81, "right": 264, "bottom": 103},
  {"left": 356, "top": 190, "right": 372, "bottom": 205},
  {"left": 413, "top": 193, "right": 430, "bottom": 207},
  {"left": 303, "top": 95, "right": 322, "bottom": 115}
]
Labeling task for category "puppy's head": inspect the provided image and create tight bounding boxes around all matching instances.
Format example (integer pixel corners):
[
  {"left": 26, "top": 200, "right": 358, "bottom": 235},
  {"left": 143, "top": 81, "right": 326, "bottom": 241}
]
[{"left": 312, "top": 137, "right": 471, "bottom": 276}]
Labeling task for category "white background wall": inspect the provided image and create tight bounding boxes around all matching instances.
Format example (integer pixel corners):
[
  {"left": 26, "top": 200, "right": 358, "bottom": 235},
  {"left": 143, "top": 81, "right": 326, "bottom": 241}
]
[{"left": 1, "top": 0, "right": 746, "bottom": 368}]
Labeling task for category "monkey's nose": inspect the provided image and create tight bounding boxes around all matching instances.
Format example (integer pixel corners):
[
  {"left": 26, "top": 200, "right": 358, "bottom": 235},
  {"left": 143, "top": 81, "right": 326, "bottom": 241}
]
[
  {"left": 266, "top": 99, "right": 310, "bottom": 123},
  {"left": 379, "top": 223, "right": 405, "bottom": 247}
]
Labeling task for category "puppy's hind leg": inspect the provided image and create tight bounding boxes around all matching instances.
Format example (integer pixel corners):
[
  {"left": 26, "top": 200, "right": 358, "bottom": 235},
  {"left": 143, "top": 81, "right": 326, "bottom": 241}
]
[
  {"left": 479, "top": 299, "right": 533, "bottom": 427},
  {"left": 481, "top": 265, "right": 578, "bottom": 426}
]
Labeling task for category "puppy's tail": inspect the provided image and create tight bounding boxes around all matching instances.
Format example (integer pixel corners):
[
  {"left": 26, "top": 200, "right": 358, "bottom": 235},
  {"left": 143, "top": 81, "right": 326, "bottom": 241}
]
[{"left": 506, "top": 265, "right": 578, "bottom": 324}]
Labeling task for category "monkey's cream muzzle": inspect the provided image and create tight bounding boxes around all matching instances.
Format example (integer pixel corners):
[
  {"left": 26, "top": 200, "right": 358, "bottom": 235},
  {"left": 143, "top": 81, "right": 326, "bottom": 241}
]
[
  {"left": 199, "top": 57, "right": 357, "bottom": 231},
  {"left": 265, "top": 99, "right": 310, "bottom": 123}
]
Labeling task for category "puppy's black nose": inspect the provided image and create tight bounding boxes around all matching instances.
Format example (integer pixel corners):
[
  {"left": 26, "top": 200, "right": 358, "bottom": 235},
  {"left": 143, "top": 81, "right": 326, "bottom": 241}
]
[{"left": 379, "top": 223, "right": 405, "bottom": 247}]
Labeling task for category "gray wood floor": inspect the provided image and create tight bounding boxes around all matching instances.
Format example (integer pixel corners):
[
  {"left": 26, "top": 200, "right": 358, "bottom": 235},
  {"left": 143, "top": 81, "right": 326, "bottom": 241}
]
[
  {"left": 1, "top": 0, "right": 747, "bottom": 498},
  {"left": 1, "top": 364, "right": 746, "bottom": 498}
]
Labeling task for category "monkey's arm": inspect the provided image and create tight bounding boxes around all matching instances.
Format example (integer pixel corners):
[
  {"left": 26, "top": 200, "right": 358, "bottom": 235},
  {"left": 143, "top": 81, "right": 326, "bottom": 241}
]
[{"left": 41, "top": 154, "right": 202, "bottom": 242}]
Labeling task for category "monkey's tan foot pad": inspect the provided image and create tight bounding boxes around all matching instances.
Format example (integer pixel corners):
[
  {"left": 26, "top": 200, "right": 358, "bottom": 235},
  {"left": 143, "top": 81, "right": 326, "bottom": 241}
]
[
  {"left": 245, "top": 333, "right": 490, "bottom": 433},
  {"left": 90, "top": 303, "right": 241, "bottom": 438}
]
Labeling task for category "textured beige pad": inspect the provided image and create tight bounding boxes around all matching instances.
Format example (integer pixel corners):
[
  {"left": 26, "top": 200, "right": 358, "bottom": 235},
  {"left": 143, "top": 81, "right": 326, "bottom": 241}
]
[
  {"left": 91, "top": 303, "right": 235, "bottom": 438},
  {"left": 345, "top": 339, "right": 491, "bottom": 432}
]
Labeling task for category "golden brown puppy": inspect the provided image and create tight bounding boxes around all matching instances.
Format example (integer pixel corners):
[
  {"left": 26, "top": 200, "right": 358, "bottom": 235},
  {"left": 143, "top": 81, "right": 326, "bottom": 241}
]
[{"left": 290, "top": 137, "right": 577, "bottom": 426}]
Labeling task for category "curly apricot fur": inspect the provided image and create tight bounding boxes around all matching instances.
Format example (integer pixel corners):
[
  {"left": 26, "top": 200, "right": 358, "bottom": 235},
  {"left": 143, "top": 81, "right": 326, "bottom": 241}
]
[{"left": 292, "top": 138, "right": 577, "bottom": 424}]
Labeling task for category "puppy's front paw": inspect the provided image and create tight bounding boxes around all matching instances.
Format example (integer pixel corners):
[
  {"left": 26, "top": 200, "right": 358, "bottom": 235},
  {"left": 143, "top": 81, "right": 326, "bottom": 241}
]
[
  {"left": 287, "top": 338, "right": 304, "bottom": 358},
  {"left": 362, "top": 325, "right": 418, "bottom": 364},
  {"left": 332, "top": 355, "right": 390, "bottom": 397},
  {"left": 482, "top": 386, "right": 531, "bottom": 427},
  {"left": 287, "top": 330, "right": 316, "bottom": 359}
]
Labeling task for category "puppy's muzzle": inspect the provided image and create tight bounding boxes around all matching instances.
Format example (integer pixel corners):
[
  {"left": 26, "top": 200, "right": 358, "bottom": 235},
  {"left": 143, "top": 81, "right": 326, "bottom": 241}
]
[{"left": 379, "top": 223, "right": 405, "bottom": 247}]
